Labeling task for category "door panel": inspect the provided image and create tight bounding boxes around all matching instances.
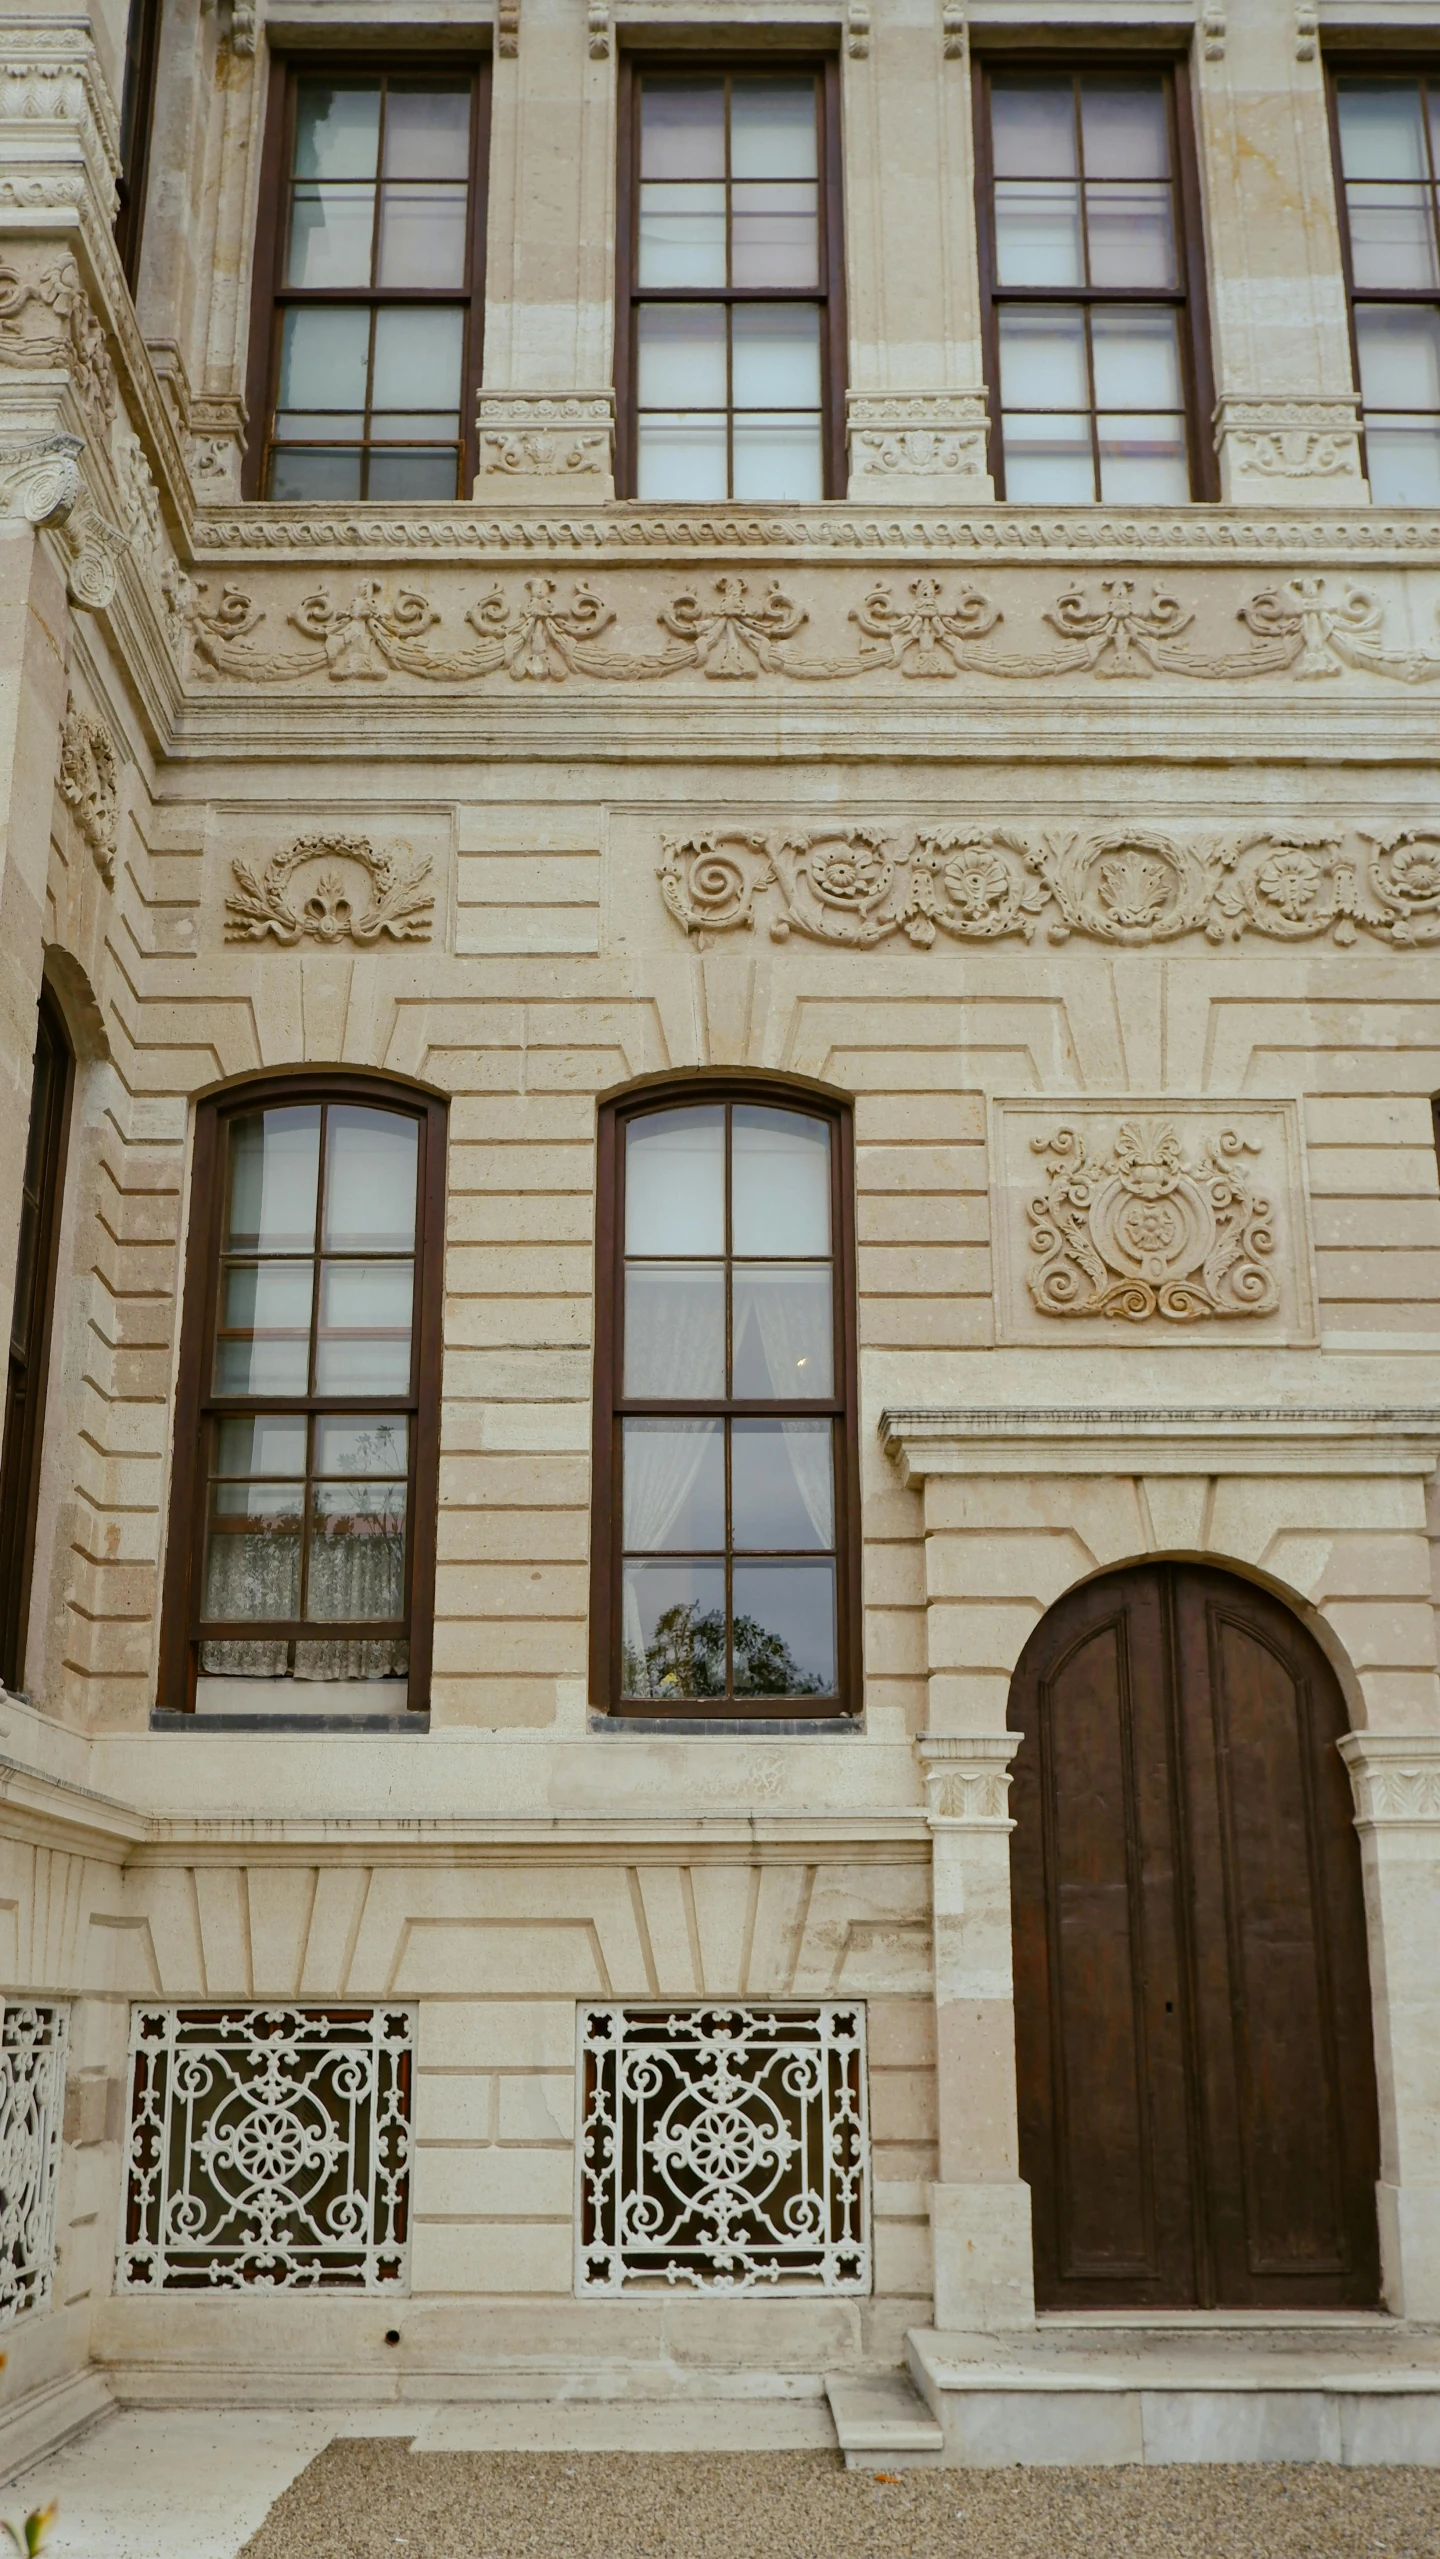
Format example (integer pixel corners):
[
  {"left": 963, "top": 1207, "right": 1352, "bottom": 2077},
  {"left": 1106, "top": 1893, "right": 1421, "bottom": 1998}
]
[{"left": 1009, "top": 1561, "right": 1380, "bottom": 2311}]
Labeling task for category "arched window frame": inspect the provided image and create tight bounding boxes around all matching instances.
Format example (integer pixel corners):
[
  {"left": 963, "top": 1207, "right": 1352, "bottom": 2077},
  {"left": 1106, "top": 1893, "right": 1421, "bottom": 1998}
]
[
  {"left": 159, "top": 1070, "right": 447, "bottom": 1718},
  {"left": 589, "top": 1073, "right": 861, "bottom": 1722}
]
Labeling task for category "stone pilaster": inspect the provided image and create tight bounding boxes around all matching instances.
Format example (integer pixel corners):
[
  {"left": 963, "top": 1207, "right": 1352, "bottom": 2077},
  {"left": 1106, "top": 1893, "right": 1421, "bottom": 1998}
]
[
  {"left": 1195, "top": 0, "right": 1368, "bottom": 502},
  {"left": 1339, "top": 1733, "right": 1440, "bottom": 2319}
]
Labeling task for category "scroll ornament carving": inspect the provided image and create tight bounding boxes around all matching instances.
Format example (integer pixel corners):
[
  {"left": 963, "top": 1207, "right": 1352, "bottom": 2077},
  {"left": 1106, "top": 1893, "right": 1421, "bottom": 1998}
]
[
  {"left": 1221, "top": 402, "right": 1362, "bottom": 480},
  {"left": 0, "top": 254, "right": 116, "bottom": 438},
  {"left": 167, "top": 570, "right": 1440, "bottom": 693},
  {"left": 658, "top": 823, "right": 1440, "bottom": 952},
  {"left": 225, "top": 836, "right": 434, "bottom": 945},
  {"left": 1026, "top": 1121, "right": 1278, "bottom": 1324},
  {"left": 58, "top": 698, "right": 119, "bottom": 886},
  {"left": 0, "top": 431, "right": 82, "bottom": 528}
]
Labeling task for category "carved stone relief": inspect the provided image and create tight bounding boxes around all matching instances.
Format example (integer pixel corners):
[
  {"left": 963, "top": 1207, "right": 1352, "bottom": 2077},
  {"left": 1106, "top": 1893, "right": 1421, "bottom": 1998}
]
[
  {"left": 990, "top": 1098, "right": 1316, "bottom": 1346},
  {"left": 657, "top": 823, "right": 1440, "bottom": 951},
  {"left": 225, "top": 835, "right": 434, "bottom": 945},
  {"left": 0, "top": 251, "right": 116, "bottom": 437},
  {"left": 166, "top": 568, "right": 1440, "bottom": 693},
  {"left": 57, "top": 697, "right": 120, "bottom": 886},
  {"left": 476, "top": 394, "right": 614, "bottom": 483}
]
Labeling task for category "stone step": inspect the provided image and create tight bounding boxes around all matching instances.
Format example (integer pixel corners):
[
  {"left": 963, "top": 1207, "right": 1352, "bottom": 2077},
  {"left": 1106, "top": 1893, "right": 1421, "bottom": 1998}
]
[
  {"left": 824, "top": 2374, "right": 946, "bottom": 2469},
  {"left": 907, "top": 2324, "right": 1440, "bottom": 2466}
]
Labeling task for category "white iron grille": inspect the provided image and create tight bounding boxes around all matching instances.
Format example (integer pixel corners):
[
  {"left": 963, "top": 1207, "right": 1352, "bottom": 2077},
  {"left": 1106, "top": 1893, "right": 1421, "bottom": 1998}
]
[
  {"left": 577, "top": 2002, "right": 870, "bottom": 2295},
  {"left": 0, "top": 2003, "right": 68, "bottom": 2323},
  {"left": 118, "top": 2005, "right": 413, "bottom": 2292}
]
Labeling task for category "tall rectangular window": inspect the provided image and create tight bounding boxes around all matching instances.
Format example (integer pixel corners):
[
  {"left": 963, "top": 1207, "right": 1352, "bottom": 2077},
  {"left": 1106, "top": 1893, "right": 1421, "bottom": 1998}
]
[
  {"left": 1331, "top": 73, "right": 1440, "bottom": 505},
  {"left": 592, "top": 1085, "right": 860, "bottom": 1719},
  {"left": 616, "top": 63, "right": 845, "bottom": 502},
  {"left": 975, "top": 62, "right": 1212, "bottom": 503},
  {"left": 245, "top": 61, "right": 489, "bottom": 502}
]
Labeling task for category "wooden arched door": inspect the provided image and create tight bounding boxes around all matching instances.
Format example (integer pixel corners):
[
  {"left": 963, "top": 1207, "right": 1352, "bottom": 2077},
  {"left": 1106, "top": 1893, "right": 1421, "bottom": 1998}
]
[{"left": 1008, "top": 1562, "right": 1380, "bottom": 2310}]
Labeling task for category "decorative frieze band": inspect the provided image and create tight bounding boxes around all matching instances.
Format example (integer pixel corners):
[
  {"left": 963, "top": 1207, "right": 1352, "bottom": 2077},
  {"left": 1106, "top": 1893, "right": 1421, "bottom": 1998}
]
[{"left": 657, "top": 823, "right": 1440, "bottom": 952}]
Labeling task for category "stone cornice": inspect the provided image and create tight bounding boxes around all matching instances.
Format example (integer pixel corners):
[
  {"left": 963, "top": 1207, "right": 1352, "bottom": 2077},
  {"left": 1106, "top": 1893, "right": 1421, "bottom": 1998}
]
[{"left": 880, "top": 1406, "right": 1440, "bottom": 1483}]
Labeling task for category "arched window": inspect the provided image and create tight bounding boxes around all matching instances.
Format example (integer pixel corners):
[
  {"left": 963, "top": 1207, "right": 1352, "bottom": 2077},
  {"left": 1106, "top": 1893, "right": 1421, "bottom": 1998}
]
[
  {"left": 160, "top": 1075, "right": 446, "bottom": 1720},
  {"left": 590, "top": 1079, "right": 859, "bottom": 1719}
]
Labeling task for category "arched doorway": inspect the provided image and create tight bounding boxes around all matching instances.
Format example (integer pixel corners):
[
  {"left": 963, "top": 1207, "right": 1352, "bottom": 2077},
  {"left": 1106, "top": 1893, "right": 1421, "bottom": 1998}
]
[{"left": 1007, "top": 1561, "right": 1381, "bottom": 2310}]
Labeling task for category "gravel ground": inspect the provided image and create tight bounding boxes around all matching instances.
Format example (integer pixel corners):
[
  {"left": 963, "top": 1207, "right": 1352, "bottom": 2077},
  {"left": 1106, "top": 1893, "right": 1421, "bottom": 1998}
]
[{"left": 240, "top": 2441, "right": 1440, "bottom": 2559}]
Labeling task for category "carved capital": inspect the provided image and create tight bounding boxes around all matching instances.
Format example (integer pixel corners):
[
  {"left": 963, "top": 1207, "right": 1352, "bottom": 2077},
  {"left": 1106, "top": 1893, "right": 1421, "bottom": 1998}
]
[
  {"left": 1215, "top": 396, "right": 1367, "bottom": 498},
  {"left": 59, "top": 491, "right": 129, "bottom": 611},
  {"left": 0, "top": 21, "right": 122, "bottom": 210},
  {"left": 0, "top": 429, "right": 81, "bottom": 526},
  {"left": 474, "top": 390, "right": 615, "bottom": 494},
  {"left": 846, "top": 392, "right": 993, "bottom": 497},
  {"left": 917, "top": 1736, "right": 1019, "bottom": 1829},
  {"left": 1339, "top": 1736, "right": 1440, "bottom": 1827}
]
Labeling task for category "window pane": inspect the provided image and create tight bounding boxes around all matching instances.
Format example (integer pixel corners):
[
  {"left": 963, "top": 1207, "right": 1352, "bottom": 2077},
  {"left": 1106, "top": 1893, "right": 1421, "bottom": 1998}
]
[
  {"left": 731, "top": 182, "right": 819, "bottom": 288},
  {"left": 732, "top": 414, "right": 823, "bottom": 502},
  {"left": 622, "top": 1559, "right": 726, "bottom": 1697},
  {"left": 732, "top": 1106, "right": 830, "bottom": 1255},
  {"left": 287, "top": 184, "right": 376, "bottom": 289},
  {"left": 638, "top": 182, "right": 728, "bottom": 289},
  {"left": 1365, "top": 420, "right": 1440, "bottom": 506},
  {"left": 315, "top": 1261, "right": 414, "bottom": 1395},
  {"left": 991, "top": 80, "right": 1077, "bottom": 178},
  {"left": 1336, "top": 79, "right": 1428, "bottom": 182},
  {"left": 732, "top": 1560, "right": 835, "bottom": 1695},
  {"left": 730, "top": 80, "right": 818, "bottom": 180},
  {"left": 383, "top": 84, "right": 471, "bottom": 180},
  {"left": 998, "top": 305, "right": 1089, "bottom": 409},
  {"left": 294, "top": 80, "right": 381, "bottom": 181},
  {"left": 376, "top": 182, "right": 468, "bottom": 288},
  {"left": 623, "top": 1268, "right": 726, "bottom": 1400},
  {"left": 214, "top": 1260, "right": 314, "bottom": 1396},
  {"left": 307, "top": 1479, "right": 407, "bottom": 1621},
  {"left": 1085, "top": 181, "right": 1176, "bottom": 288},
  {"left": 1346, "top": 183, "right": 1438, "bottom": 291},
  {"left": 203, "top": 1481, "right": 302, "bottom": 1624},
  {"left": 625, "top": 1106, "right": 725, "bottom": 1254},
  {"left": 732, "top": 1267, "right": 832, "bottom": 1399},
  {"left": 731, "top": 1419, "right": 833, "bottom": 1551},
  {"left": 367, "top": 450, "right": 459, "bottom": 500},
  {"left": 622, "top": 1419, "right": 725, "bottom": 1551},
  {"left": 994, "top": 179, "right": 1083, "bottom": 287},
  {"left": 315, "top": 1414, "right": 408, "bottom": 1477},
  {"left": 637, "top": 418, "right": 729, "bottom": 501},
  {"left": 1097, "top": 415, "right": 1190, "bottom": 503},
  {"left": 636, "top": 304, "right": 728, "bottom": 409},
  {"left": 1355, "top": 304, "right": 1440, "bottom": 411},
  {"left": 277, "top": 307, "right": 370, "bottom": 417},
  {"left": 732, "top": 304, "right": 821, "bottom": 408},
  {"left": 1091, "top": 306, "right": 1183, "bottom": 410},
  {"left": 1001, "top": 413, "right": 1096, "bottom": 503},
  {"left": 640, "top": 81, "right": 726, "bottom": 180},
  {"left": 324, "top": 1107, "right": 419, "bottom": 1251},
  {"left": 226, "top": 1107, "right": 321, "bottom": 1252},
  {"left": 269, "top": 448, "right": 363, "bottom": 500},
  {"left": 1080, "top": 82, "right": 1170, "bottom": 179},
  {"left": 214, "top": 1415, "right": 307, "bottom": 1479}
]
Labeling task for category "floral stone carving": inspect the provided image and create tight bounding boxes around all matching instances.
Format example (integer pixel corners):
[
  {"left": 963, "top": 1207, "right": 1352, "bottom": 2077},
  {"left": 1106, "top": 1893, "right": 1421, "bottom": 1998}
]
[
  {"left": 225, "top": 835, "right": 434, "bottom": 945},
  {"left": 57, "top": 698, "right": 120, "bottom": 885},
  {"left": 1026, "top": 1120, "right": 1278, "bottom": 1323}
]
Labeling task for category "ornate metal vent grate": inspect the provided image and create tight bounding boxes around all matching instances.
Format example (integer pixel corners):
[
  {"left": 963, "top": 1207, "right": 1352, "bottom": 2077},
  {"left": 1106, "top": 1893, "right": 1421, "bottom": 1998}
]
[
  {"left": 0, "top": 2004, "right": 68, "bottom": 2323},
  {"left": 118, "top": 2005, "right": 413, "bottom": 2292},
  {"left": 578, "top": 2002, "right": 869, "bottom": 2294}
]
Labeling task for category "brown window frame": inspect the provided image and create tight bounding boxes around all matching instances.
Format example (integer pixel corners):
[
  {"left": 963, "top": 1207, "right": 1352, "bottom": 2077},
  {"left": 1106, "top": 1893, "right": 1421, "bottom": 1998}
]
[
  {"left": 1325, "top": 57, "right": 1440, "bottom": 499},
  {"left": 972, "top": 49, "right": 1217, "bottom": 503},
  {"left": 158, "top": 1071, "right": 447, "bottom": 1717},
  {"left": 115, "top": 0, "right": 163, "bottom": 293},
  {"left": 614, "top": 52, "right": 848, "bottom": 503},
  {"left": 589, "top": 1074, "right": 862, "bottom": 1723},
  {"left": 243, "top": 51, "right": 492, "bottom": 504},
  {"left": 0, "top": 991, "right": 74, "bottom": 1695}
]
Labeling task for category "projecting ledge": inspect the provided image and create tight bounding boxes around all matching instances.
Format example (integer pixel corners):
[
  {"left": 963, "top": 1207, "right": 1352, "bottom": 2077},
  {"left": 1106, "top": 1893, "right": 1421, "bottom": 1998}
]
[{"left": 879, "top": 1407, "right": 1440, "bottom": 1487}]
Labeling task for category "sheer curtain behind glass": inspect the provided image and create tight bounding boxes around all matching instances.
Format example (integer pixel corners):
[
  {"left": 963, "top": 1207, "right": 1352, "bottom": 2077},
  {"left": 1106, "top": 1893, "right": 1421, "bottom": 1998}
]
[
  {"left": 986, "top": 72, "right": 1194, "bottom": 503},
  {"left": 1335, "top": 78, "right": 1440, "bottom": 506},
  {"left": 617, "top": 1099, "right": 841, "bottom": 1709},
  {"left": 199, "top": 1100, "right": 418, "bottom": 1699},
  {"left": 632, "top": 74, "right": 827, "bottom": 502}
]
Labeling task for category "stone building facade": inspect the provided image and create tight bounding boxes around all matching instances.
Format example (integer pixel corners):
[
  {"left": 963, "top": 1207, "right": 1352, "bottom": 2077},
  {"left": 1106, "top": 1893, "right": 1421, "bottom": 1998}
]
[{"left": 0, "top": 0, "right": 1437, "bottom": 2472}]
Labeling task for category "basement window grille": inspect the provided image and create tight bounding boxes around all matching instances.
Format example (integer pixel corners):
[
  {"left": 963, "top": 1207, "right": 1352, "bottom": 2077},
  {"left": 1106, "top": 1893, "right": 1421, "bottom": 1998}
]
[
  {"left": 577, "top": 2001, "right": 869, "bottom": 2294},
  {"left": 118, "top": 2005, "right": 412, "bottom": 2291},
  {"left": 0, "top": 2004, "right": 68, "bottom": 2323}
]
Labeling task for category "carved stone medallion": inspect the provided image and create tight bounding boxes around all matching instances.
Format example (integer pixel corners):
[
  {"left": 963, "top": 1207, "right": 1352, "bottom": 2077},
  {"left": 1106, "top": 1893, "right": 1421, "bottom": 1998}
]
[{"left": 225, "top": 835, "right": 434, "bottom": 945}]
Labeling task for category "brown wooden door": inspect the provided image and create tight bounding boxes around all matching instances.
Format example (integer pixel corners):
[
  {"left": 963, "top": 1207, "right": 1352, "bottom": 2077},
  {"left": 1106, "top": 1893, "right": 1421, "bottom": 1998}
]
[{"left": 1008, "top": 1562, "right": 1380, "bottom": 2310}]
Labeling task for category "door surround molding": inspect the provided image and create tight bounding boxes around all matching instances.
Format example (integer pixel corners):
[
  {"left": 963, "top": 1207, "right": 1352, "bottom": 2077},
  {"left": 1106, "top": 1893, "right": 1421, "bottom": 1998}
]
[{"left": 885, "top": 1400, "right": 1440, "bottom": 2329}]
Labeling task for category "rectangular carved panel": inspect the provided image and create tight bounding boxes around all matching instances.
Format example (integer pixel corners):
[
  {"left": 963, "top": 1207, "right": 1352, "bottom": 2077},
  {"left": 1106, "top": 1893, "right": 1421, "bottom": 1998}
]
[{"left": 0, "top": 2004, "right": 68, "bottom": 2323}]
